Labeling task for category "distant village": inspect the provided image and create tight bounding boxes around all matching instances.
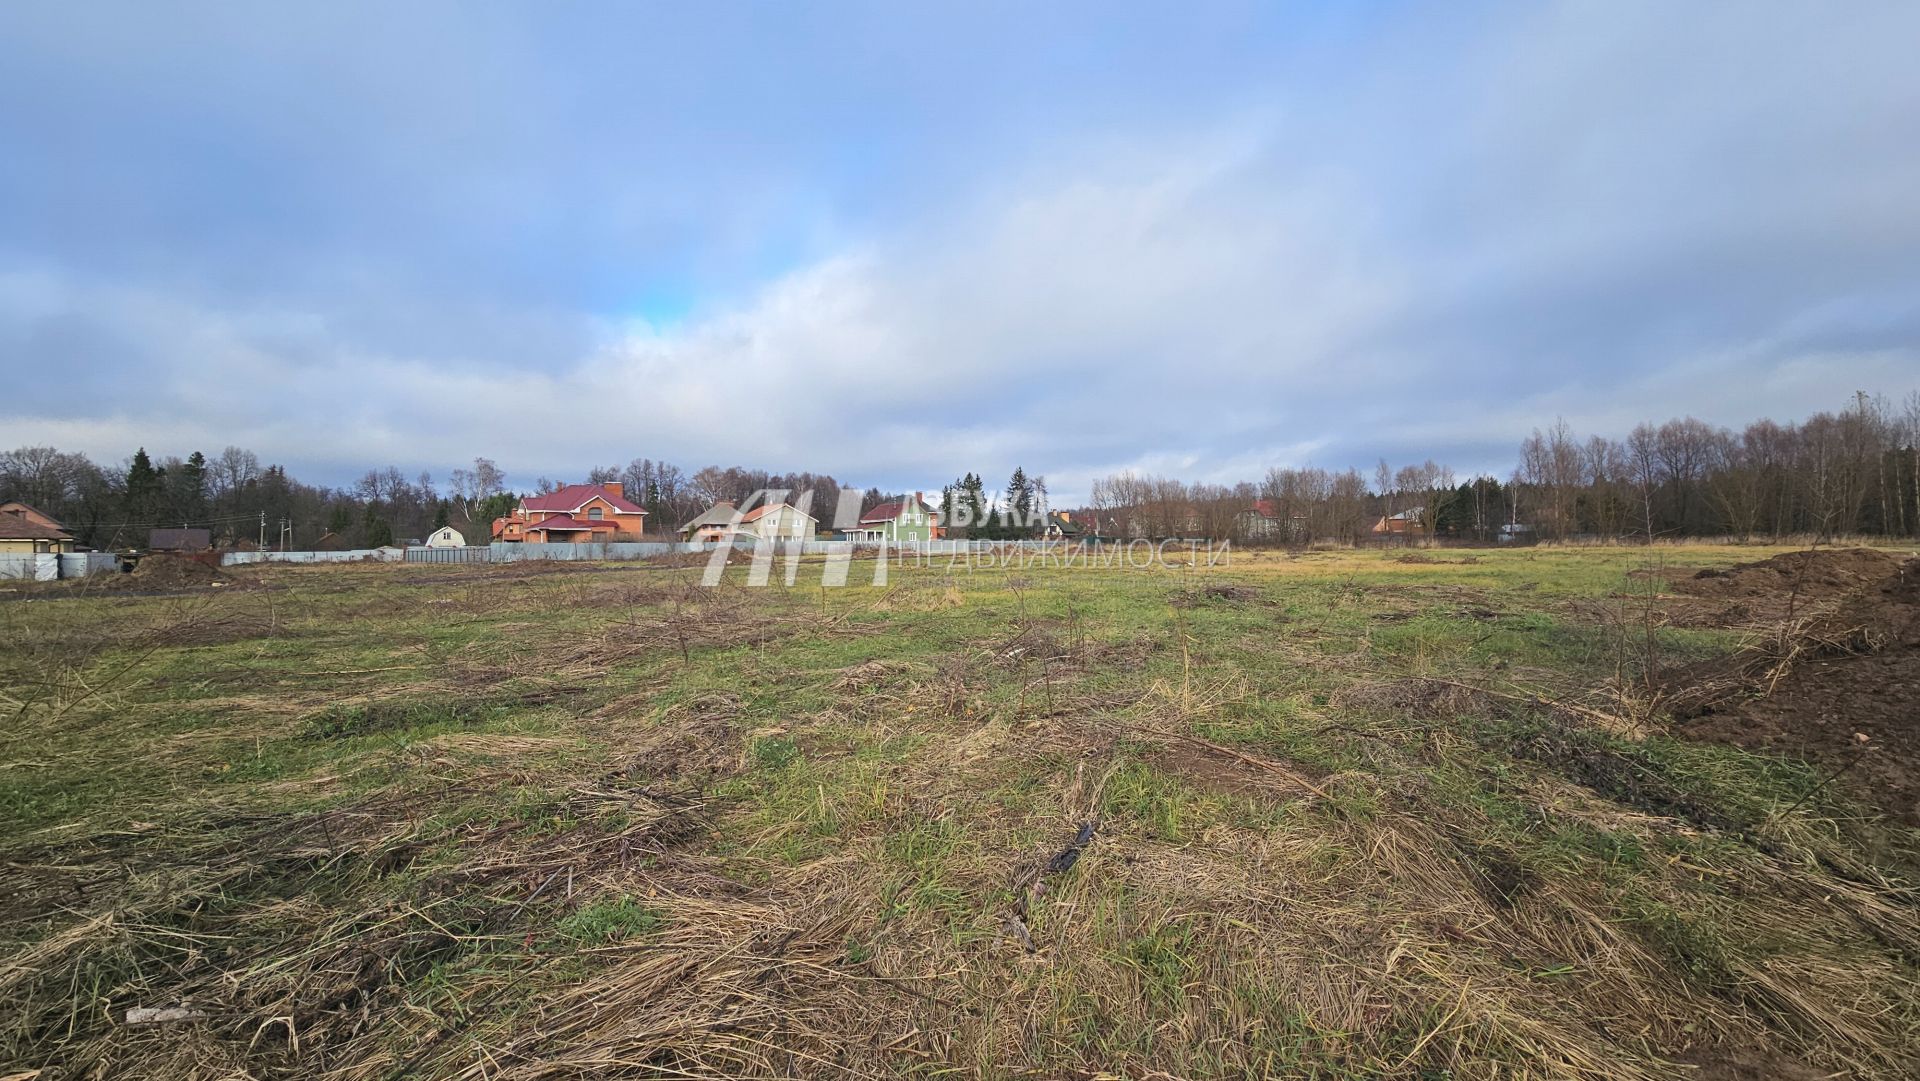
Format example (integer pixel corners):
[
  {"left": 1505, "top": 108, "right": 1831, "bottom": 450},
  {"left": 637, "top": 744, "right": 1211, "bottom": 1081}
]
[
  {"left": 2, "top": 481, "right": 1456, "bottom": 563},
  {"left": 7, "top": 387, "right": 1915, "bottom": 569}
]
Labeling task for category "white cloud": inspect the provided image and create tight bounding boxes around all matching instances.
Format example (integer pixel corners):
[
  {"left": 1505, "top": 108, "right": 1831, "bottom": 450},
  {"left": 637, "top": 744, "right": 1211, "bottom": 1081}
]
[{"left": 4, "top": 4, "right": 1919, "bottom": 503}]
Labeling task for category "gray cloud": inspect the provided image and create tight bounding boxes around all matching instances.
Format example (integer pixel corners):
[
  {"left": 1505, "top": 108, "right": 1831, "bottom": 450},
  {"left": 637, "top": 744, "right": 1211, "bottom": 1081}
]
[{"left": 2, "top": 2, "right": 1917, "bottom": 502}]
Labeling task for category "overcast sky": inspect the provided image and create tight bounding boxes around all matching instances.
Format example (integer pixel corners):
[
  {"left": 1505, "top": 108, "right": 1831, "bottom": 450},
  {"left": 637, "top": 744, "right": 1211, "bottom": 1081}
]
[{"left": 3, "top": 2, "right": 1917, "bottom": 501}]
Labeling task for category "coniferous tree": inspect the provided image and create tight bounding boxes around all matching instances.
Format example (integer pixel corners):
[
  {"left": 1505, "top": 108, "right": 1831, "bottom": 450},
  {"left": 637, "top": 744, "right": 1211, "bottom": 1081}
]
[{"left": 124, "top": 448, "right": 163, "bottom": 525}]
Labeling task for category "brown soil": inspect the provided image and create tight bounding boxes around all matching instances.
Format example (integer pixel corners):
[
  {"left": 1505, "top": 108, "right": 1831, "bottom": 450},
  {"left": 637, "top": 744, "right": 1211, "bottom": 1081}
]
[
  {"left": 109, "top": 554, "right": 233, "bottom": 590},
  {"left": 1673, "top": 547, "right": 1907, "bottom": 601},
  {"left": 1674, "top": 550, "right": 1920, "bottom": 823}
]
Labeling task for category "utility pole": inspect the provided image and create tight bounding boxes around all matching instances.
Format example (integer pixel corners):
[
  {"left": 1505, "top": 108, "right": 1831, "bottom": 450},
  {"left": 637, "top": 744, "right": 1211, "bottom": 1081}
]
[{"left": 259, "top": 510, "right": 266, "bottom": 549}]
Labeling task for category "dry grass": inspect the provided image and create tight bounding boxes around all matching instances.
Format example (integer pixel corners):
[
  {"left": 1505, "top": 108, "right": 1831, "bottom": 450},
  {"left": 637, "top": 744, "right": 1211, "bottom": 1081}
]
[{"left": 3, "top": 550, "right": 1918, "bottom": 1079}]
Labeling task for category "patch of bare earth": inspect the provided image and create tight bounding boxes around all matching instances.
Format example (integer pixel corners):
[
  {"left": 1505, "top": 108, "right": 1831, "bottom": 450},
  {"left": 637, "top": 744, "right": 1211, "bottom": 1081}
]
[{"left": 1673, "top": 550, "right": 1920, "bottom": 823}]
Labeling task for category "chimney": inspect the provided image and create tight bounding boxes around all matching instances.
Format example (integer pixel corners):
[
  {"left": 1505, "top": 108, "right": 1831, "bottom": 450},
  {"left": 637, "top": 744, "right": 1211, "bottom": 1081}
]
[{"left": 603, "top": 482, "right": 623, "bottom": 499}]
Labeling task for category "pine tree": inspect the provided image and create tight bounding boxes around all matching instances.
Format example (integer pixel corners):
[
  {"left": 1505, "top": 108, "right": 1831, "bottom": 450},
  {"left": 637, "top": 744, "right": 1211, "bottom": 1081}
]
[
  {"left": 178, "top": 451, "right": 208, "bottom": 523},
  {"left": 124, "top": 448, "right": 162, "bottom": 524},
  {"left": 1005, "top": 466, "right": 1035, "bottom": 537}
]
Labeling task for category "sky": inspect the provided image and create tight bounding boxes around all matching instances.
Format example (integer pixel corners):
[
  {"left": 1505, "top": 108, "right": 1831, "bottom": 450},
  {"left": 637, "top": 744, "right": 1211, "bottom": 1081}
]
[{"left": 3, "top": 1, "right": 1918, "bottom": 503}]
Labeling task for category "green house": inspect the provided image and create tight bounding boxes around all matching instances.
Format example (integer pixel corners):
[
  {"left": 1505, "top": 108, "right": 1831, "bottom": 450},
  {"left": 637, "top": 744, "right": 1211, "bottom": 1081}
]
[{"left": 850, "top": 493, "right": 937, "bottom": 542}]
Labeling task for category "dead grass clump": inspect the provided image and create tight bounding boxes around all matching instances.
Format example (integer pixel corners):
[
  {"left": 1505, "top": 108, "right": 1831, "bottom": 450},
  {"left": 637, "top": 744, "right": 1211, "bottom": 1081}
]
[
  {"left": 1142, "top": 740, "right": 1326, "bottom": 801},
  {"left": 830, "top": 658, "right": 924, "bottom": 693},
  {"left": 643, "top": 549, "right": 727, "bottom": 569},
  {"left": 0, "top": 595, "right": 281, "bottom": 723},
  {"left": 610, "top": 695, "right": 746, "bottom": 786},
  {"left": 1394, "top": 552, "right": 1483, "bottom": 565},
  {"left": 0, "top": 773, "right": 717, "bottom": 1078},
  {"left": 541, "top": 599, "right": 793, "bottom": 676},
  {"left": 1170, "top": 582, "right": 1260, "bottom": 606},
  {"left": 1331, "top": 676, "right": 1499, "bottom": 720}
]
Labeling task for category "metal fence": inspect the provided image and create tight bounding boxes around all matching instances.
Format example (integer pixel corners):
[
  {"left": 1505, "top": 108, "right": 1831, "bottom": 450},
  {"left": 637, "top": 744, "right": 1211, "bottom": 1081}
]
[
  {"left": 215, "top": 537, "right": 1161, "bottom": 569},
  {"left": 0, "top": 553, "right": 57, "bottom": 581},
  {"left": 221, "top": 548, "right": 406, "bottom": 566},
  {"left": 0, "top": 551, "right": 121, "bottom": 580},
  {"left": 403, "top": 546, "right": 493, "bottom": 564}
]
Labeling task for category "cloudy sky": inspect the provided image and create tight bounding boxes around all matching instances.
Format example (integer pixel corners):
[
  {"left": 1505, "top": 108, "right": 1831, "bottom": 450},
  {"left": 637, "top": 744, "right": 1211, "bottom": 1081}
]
[{"left": 3, "top": 2, "right": 1917, "bottom": 500}]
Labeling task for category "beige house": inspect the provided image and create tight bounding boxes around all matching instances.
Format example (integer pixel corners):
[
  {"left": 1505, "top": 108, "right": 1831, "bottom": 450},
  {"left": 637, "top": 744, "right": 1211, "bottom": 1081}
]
[
  {"left": 0, "top": 503, "right": 74, "bottom": 554},
  {"left": 425, "top": 526, "right": 467, "bottom": 548},
  {"left": 679, "top": 501, "right": 740, "bottom": 542},
  {"left": 679, "top": 501, "right": 819, "bottom": 542},
  {"left": 738, "top": 502, "right": 818, "bottom": 541}
]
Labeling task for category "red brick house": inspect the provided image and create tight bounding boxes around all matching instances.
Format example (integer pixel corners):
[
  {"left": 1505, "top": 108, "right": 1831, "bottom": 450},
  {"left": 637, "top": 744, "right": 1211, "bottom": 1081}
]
[{"left": 492, "top": 483, "right": 649, "bottom": 542}]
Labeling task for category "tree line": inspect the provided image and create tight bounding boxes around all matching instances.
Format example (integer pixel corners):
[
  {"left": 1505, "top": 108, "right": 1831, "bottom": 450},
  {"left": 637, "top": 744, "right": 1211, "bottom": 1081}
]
[
  {"left": 5, "top": 389, "right": 1915, "bottom": 550},
  {"left": 0, "top": 447, "right": 864, "bottom": 550},
  {"left": 1076, "top": 391, "right": 1920, "bottom": 544}
]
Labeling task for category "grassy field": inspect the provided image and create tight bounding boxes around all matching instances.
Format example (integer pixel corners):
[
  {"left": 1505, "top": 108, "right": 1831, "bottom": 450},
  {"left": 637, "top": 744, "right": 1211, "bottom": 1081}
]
[{"left": 3, "top": 545, "right": 1917, "bottom": 1079}]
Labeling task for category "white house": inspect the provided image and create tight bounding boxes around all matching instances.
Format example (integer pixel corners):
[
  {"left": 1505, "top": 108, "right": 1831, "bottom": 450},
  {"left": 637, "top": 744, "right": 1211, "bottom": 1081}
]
[
  {"left": 426, "top": 526, "right": 467, "bottom": 548},
  {"left": 679, "top": 501, "right": 819, "bottom": 543},
  {"left": 738, "top": 502, "right": 818, "bottom": 541}
]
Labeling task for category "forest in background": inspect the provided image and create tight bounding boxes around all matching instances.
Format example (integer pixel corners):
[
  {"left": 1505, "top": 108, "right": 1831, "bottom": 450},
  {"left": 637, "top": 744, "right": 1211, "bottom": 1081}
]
[{"left": 4, "top": 390, "right": 1917, "bottom": 549}]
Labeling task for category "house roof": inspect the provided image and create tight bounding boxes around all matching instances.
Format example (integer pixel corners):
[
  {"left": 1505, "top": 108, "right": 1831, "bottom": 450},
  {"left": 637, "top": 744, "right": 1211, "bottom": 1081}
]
[
  {"left": 741, "top": 502, "right": 817, "bottom": 524},
  {"left": 529, "top": 514, "right": 615, "bottom": 532},
  {"left": 0, "top": 501, "right": 65, "bottom": 531},
  {"left": 521, "top": 484, "right": 647, "bottom": 515},
  {"left": 1047, "top": 512, "right": 1083, "bottom": 534},
  {"left": 858, "top": 497, "right": 929, "bottom": 524},
  {"left": 148, "top": 528, "right": 211, "bottom": 550},
  {"left": 679, "top": 502, "right": 740, "bottom": 531},
  {"left": 0, "top": 515, "right": 72, "bottom": 541},
  {"left": 1248, "top": 499, "right": 1279, "bottom": 519}
]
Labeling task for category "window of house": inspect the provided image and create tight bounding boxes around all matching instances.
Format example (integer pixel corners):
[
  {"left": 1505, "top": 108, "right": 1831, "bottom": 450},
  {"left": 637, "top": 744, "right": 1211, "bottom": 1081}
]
[{"left": 588, "top": 507, "right": 603, "bottom": 520}]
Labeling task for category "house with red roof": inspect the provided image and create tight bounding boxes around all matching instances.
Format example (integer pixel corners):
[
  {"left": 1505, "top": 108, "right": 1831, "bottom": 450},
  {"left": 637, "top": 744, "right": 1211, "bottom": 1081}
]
[
  {"left": 492, "top": 483, "right": 649, "bottom": 543},
  {"left": 848, "top": 493, "right": 940, "bottom": 543},
  {"left": 0, "top": 502, "right": 74, "bottom": 554}
]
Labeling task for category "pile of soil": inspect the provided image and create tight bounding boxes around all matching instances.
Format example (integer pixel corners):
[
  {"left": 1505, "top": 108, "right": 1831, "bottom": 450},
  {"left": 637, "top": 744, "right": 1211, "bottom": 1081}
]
[
  {"left": 1674, "top": 547, "right": 1907, "bottom": 601},
  {"left": 109, "top": 554, "right": 233, "bottom": 590},
  {"left": 1675, "top": 551, "right": 1920, "bottom": 823},
  {"left": 1666, "top": 547, "right": 1912, "bottom": 627}
]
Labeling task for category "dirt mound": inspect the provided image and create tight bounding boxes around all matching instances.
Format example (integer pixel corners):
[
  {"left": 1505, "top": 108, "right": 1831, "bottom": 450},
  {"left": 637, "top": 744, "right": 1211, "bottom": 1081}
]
[
  {"left": 1676, "top": 554, "right": 1920, "bottom": 823},
  {"left": 109, "top": 554, "right": 232, "bottom": 590},
  {"left": 1674, "top": 547, "right": 1907, "bottom": 602}
]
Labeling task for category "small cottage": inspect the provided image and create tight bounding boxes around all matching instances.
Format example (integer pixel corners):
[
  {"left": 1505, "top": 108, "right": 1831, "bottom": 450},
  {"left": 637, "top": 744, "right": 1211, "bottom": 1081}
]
[{"left": 0, "top": 502, "right": 73, "bottom": 554}]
